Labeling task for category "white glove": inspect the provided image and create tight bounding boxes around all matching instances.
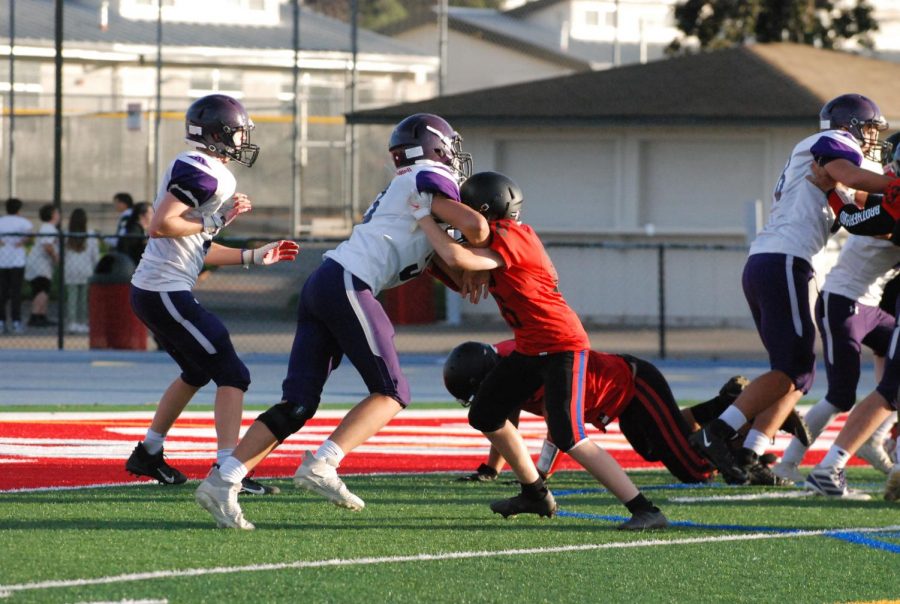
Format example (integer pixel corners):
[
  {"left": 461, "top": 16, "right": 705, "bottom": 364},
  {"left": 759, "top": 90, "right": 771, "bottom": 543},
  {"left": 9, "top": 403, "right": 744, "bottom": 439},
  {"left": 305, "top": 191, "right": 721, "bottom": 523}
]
[
  {"left": 408, "top": 191, "right": 433, "bottom": 220},
  {"left": 203, "top": 195, "right": 252, "bottom": 236},
  {"left": 241, "top": 240, "right": 300, "bottom": 267}
]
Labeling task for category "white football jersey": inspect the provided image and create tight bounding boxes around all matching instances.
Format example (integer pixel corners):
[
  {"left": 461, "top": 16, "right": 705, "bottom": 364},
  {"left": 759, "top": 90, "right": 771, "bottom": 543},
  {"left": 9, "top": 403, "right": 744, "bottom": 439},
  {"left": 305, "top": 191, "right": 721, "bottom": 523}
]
[
  {"left": 822, "top": 235, "right": 900, "bottom": 307},
  {"left": 132, "top": 151, "right": 236, "bottom": 291},
  {"left": 325, "top": 163, "right": 460, "bottom": 295},
  {"left": 750, "top": 130, "right": 864, "bottom": 263}
]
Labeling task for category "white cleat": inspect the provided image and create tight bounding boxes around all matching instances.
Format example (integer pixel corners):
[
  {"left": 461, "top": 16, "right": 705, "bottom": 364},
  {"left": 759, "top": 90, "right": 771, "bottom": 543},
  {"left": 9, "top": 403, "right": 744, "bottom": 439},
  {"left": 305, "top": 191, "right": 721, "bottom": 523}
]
[
  {"left": 293, "top": 451, "right": 365, "bottom": 511},
  {"left": 804, "top": 466, "right": 871, "bottom": 501},
  {"left": 771, "top": 460, "right": 805, "bottom": 484},
  {"left": 195, "top": 467, "right": 255, "bottom": 530},
  {"left": 857, "top": 437, "right": 893, "bottom": 474},
  {"left": 885, "top": 466, "right": 900, "bottom": 502}
]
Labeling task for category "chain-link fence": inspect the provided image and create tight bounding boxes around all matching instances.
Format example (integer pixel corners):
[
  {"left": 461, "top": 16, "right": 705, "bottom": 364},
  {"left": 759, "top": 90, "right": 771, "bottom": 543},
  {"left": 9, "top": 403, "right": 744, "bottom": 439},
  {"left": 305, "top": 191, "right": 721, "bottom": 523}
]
[{"left": 0, "top": 232, "right": 763, "bottom": 357}]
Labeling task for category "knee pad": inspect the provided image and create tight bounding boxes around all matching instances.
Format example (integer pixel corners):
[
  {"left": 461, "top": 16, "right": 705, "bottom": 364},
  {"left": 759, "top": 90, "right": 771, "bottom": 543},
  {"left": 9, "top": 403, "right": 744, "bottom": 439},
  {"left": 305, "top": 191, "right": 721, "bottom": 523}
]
[
  {"left": 467, "top": 401, "right": 505, "bottom": 433},
  {"left": 257, "top": 401, "right": 316, "bottom": 443}
]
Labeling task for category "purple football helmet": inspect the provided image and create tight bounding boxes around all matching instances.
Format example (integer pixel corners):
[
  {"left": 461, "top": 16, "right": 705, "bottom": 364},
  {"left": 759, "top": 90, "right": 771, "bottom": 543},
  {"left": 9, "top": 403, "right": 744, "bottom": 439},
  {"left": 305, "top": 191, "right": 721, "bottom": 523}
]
[
  {"left": 185, "top": 94, "right": 260, "bottom": 167},
  {"left": 389, "top": 113, "right": 472, "bottom": 180},
  {"left": 820, "top": 94, "right": 889, "bottom": 161}
]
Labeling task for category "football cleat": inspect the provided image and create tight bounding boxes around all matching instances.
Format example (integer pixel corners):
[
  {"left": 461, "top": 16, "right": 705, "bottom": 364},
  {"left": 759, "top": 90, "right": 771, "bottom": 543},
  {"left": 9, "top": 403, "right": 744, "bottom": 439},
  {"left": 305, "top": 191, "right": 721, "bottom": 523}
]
[
  {"left": 241, "top": 474, "right": 281, "bottom": 495},
  {"left": 856, "top": 437, "right": 892, "bottom": 474},
  {"left": 457, "top": 463, "right": 499, "bottom": 482},
  {"left": 737, "top": 448, "right": 790, "bottom": 487},
  {"left": 490, "top": 490, "right": 557, "bottom": 519},
  {"left": 125, "top": 442, "right": 187, "bottom": 485},
  {"left": 779, "top": 409, "right": 813, "bottom": 447},
  {"left": 617, "top": 508, "right": 669, "bottom": 531},
  {"left": 771, "top": 460, "right": 805, "bottom": 484},
  {"left": 689, "top": 419, "right": 748, "bottom": 485},
  {"left": 293, "top": 451, "right": 365, "bottom": 511},
  {"left": 195, "top": 466, "right": 255, "bottom": 530},
  {"left": 805, "top": 466, "right": 871, "bottom": 500},
  {"left": 884, "top": 466, "right": 900, "bottom": 502},
  {"left": 718, "top": 375, "right": 749, "bottom": 404}
]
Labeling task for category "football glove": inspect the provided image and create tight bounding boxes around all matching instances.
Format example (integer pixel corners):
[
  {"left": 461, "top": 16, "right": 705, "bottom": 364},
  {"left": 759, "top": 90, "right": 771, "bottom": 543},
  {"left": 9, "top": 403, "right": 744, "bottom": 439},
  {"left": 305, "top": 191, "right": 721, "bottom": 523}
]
[
  {"left": 456, "top": 463, "right": 498, "bottom": 482},
  {"left": 203, "top": 194, "right": 251, "bottom": 235},
  {"left": 241, "top": 240, "right": 300, "bottom": 267}
]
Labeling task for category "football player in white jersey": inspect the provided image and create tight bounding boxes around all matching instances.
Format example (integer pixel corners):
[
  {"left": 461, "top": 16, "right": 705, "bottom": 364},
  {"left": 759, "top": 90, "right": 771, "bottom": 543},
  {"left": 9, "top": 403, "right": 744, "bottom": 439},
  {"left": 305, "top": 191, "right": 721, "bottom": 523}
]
[
  {"left": 772, "top": 233, "right": 900, "bottom": 484},
  {"left": 125, "top": 95, "right": 299, "bottom": 494},
  {"left": 196, "top": 113, "right": 490, "bottom": 529},
  {"left": 691, "top": 94, "right": 895, "bottom": 485}
]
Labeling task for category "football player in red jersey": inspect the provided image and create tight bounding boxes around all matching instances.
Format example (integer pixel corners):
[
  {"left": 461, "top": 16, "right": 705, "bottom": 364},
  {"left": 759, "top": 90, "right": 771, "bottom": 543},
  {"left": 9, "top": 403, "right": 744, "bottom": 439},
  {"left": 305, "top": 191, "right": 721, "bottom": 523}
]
[
  {"left": 444, "top": 340, "right": 758, "bottom": 484},
  {"left": 414, "top": 171, "right": 667, "bottom": 530}
]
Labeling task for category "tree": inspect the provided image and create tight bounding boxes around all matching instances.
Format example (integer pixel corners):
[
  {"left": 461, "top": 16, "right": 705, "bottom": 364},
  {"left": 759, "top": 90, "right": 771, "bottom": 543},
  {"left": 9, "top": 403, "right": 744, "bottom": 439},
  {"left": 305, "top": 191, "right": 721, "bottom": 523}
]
[{"left": 668, "top": 0, "right": 879, "bottom": 54}]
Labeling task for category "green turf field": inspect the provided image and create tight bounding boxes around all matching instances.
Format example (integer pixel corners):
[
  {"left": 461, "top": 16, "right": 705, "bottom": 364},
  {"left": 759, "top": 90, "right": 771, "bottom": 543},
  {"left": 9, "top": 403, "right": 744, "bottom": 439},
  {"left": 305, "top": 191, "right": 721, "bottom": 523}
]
[{"left": 1, "top": 469, "right": 897, "bottom": 603}]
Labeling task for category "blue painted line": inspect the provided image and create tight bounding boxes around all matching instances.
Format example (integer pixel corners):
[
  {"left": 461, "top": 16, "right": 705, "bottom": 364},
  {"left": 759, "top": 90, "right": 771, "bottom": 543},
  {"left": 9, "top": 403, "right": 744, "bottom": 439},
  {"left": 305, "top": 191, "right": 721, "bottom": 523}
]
[
  {"left": 556, "top": 509, "right": 798, "bottom": 532},
  {"left": 826, "top": 532, "right": 900, "bottom": 553}
]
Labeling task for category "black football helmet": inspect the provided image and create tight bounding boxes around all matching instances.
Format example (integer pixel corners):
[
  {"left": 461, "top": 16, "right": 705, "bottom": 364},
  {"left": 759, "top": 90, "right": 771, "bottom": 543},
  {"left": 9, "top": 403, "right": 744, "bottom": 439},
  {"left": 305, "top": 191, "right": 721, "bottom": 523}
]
[
  {"left": 819, "top": 94, "right": 889, "bottom": 162},
  {"left": 460, "top": 171, "right": 524, "bottom": 221},
  {"left": 185, "top": 94, "right": 260, "bottom": 167},
  {"left": 389, "top": 113, "right": 472, "bottom": 180},
  {"left": 443, "top": 341, "right": 499, "bottom": 406},
  {"left": 883, "top": 131, "right": 900, "bottom": 174}
]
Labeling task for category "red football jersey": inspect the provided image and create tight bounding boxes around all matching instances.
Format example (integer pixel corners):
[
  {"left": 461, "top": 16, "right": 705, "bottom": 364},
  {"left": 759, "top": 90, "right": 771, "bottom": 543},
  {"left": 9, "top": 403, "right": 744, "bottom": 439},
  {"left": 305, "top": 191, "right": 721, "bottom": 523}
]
[
  {"left": 494, "top": 341, "right": 635, "bottom": 432},
  {"left": 487, "top": 219, "right": 589, "bottom": 355}
]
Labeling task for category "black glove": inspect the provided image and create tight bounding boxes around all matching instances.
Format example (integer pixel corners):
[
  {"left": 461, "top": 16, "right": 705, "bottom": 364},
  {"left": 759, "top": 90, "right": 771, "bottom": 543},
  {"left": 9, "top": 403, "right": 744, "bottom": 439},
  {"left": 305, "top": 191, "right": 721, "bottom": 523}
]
[{"left": 456, "top": 463, "right": 499, "bottom": 482}]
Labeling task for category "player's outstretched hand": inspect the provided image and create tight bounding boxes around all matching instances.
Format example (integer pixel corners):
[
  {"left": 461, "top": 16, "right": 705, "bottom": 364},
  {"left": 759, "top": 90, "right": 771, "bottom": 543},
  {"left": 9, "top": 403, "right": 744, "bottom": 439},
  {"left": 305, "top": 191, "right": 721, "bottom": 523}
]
[
  {"left": 248, "top": 240, "right": 300, "bottom": 266},
  {"left": 407, "top": 191, "right": 433, "bottom": 220}
]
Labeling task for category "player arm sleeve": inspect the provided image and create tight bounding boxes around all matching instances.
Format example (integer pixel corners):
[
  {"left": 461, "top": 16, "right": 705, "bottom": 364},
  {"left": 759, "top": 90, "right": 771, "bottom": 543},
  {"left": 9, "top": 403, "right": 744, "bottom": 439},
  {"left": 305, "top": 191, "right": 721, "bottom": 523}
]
[{"left": 833, "top": 193, "right": 896, "bottom": 236}]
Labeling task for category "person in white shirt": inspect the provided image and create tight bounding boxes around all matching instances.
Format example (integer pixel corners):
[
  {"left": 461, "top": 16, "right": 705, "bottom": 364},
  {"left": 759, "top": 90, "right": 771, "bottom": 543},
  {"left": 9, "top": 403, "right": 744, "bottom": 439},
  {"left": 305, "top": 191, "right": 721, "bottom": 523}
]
[
  {"left": 0, "top": 198, "right": 33, "bottom": 333},
  {"left": 24, "top": 204, "right": 60, "bottom": 328},
  {"left": 63, "top": 208, "right": 101, "bottom": 334}
]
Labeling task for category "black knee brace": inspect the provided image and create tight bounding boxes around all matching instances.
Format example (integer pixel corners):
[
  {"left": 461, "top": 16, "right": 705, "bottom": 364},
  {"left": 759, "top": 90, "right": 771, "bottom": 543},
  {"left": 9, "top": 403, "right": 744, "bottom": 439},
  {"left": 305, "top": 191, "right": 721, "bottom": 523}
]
[{"left": 257, "top": 401, "right": 317, "bottom": 443}]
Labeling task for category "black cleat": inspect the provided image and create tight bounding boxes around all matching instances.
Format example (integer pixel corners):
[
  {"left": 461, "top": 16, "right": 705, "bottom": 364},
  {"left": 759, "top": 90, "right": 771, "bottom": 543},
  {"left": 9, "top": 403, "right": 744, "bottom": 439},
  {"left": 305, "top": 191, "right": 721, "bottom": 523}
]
[
  {"left": 737, "top": 449, "right": 789, "bottom": 486},
  {"left": 718, "top": 375, "right": 749, "bottom": 404},
  {"left": 125, "top": 442, "right": 187, "bottom": 485},
  {"left": 689, "top": 420, "right": 748, "bottom": 485},
  {"left": 457, "top": 463, "right": 499, "bottom": 482},
  {"left": 779, "top": 409, "right": 813, "bottom": 447},
  {"left": 240, "top": 474, "right": 281, "bottom": 495},
  {"left": 490, "top": 490, "right": 558, "bottom": 518},
  {"left": 617, "top": 508, "right": 669, "bottom": 531}
]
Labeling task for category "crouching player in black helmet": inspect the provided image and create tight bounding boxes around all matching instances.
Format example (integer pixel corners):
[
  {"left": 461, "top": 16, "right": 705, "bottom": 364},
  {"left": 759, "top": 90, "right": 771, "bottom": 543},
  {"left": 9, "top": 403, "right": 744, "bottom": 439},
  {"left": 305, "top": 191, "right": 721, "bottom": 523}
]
[
  {"left": 445, "top": 340, "right": 812, "bottom": 486},
  {"left": 445, "top": 340, "right": 750, "bottom": 484}
]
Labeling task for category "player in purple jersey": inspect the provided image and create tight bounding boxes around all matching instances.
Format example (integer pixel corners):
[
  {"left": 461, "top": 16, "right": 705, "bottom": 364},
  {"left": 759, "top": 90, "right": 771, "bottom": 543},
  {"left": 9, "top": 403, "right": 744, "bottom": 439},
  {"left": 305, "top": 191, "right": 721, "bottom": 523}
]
[
  {"left": 195, "top": 114, "right": 490, "bottom": 529},
  {"left": 691, "top": 94, "right": 895, "bottom": 485},
  {"left": 125, "top": 95, "right": 299, "bottom": 494},
  {"left": 773, "top": 234, "right": 899, "bottom": 483}
]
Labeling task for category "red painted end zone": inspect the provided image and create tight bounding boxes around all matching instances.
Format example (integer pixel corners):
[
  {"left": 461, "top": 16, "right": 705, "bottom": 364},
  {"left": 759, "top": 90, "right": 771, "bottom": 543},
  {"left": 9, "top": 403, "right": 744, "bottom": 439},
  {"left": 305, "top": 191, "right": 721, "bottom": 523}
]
[{"left": 0, "top": 410, "right": 853, "bottom": 491}]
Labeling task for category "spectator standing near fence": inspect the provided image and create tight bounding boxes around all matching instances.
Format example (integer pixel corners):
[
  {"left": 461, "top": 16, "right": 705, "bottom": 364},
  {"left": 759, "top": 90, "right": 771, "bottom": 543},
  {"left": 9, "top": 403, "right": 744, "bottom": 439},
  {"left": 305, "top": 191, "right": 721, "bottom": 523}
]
[
  {"left": 63, "top": 208, "right": 100, "bottom": 334},
  {"left": 24, "top": 204, "right": 60, "bottom": 328},
  {"left": 0, "top": 198, "right": 33, "bottom": 334},
  {"left": 116, "top": 202, "right": 153, "bottom": 266},
  {"left": 105, "top": 192, "right": 134, "bottom": 248}
]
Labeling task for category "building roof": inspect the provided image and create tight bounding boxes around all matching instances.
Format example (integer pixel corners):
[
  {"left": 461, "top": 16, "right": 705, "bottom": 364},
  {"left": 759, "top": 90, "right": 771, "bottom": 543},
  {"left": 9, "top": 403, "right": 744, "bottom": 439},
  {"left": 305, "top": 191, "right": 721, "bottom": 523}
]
[
  {"left": 348, "top": 43, "right": 900, "bottom": 127},
  {"left": 0, "top": 0, "right": 428, "bottom": 56},
  {"left": 382, "top": 5, "right": 664, "bottom": 69}
]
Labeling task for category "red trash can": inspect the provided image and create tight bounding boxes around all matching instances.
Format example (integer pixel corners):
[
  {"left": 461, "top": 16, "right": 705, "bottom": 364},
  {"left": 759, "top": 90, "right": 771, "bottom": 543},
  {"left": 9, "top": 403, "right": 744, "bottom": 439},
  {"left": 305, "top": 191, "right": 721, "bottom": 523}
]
[
  {"left": 88, "top": 253, "right": 147, "bottom": 350},
  {"left": 381, "top": 274, "right": 436, "bottom": 325}
]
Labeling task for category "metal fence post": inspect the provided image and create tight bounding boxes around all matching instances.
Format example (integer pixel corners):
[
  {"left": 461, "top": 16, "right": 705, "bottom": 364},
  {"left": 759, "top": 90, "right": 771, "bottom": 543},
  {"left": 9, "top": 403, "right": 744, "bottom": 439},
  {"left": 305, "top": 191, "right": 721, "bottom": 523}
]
[{"left": 657, "top": 244, "right": 665, "bottom": 359}]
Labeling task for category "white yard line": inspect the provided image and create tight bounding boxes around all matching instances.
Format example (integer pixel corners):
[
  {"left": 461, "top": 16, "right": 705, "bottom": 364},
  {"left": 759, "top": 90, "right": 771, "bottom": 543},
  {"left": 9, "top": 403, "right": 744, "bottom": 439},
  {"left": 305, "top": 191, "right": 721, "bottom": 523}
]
[{"left": 1, "top": 526, "right": 897, "bottom": 597}]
